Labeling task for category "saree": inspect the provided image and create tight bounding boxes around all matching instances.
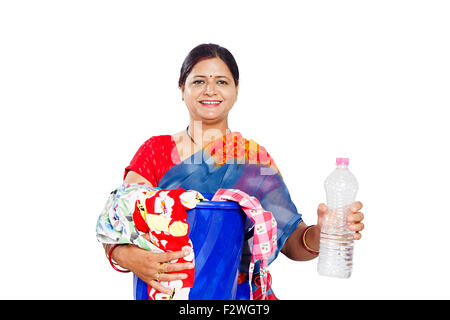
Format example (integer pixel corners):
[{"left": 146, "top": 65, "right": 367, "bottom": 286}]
[{"left": 124, "top": 132, "right": 303, "bottom": 299}]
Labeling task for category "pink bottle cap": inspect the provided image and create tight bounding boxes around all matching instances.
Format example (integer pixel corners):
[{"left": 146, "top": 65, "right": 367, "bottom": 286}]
[{"left": 336, "top": 158, "right": 349, "bottom": 165}]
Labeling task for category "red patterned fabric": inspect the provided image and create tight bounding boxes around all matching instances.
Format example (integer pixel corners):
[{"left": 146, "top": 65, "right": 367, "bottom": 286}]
[{"left": 132, "top": 188, "right": 199, "bottom": 300}]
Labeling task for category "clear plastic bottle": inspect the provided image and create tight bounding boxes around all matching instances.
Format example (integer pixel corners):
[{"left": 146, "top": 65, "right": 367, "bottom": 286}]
[{"left": 317, "top": 158, "right": 358, "bottom": 278}]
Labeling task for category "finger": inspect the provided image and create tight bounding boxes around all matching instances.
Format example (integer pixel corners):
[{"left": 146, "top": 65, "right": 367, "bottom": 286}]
[
  {"left": 353, "top": 232, "right": 362, "bottom": 240},
  {"left": 351, "top": 201, "right": 363, "bottom": 212},
  {"left": 158, "top": 272, "right": 188, "bottom": 282},
  {"left": 154, "top": 249, "right": 190, "bottom": 263},
  {"left": 149, "top": 280, "right": 173, "bottom": 295},
  {"left": 347, "top": 212, "right": 364, "bottom": 223},
  {"left": 165, "top": 262, "right": 195, "bottom": 273},
  {"left": 317, "top": 203, "right": 328, "bottom": 214},
  {"left": 317, "top": 203, "right": 328, "bottom": 217},
  {"left": 348, "top": 222, "right": 364, "bottom": 232}
]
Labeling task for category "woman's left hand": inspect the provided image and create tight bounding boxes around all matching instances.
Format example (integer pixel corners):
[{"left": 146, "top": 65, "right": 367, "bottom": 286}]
[{"left": 317, "top": 201, "right": 365, "bottom": 240}]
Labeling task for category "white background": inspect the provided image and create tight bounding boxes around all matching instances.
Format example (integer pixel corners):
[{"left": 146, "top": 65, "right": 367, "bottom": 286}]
[{"left": 1, "top": 0, "right": 449, "bottom": 299}]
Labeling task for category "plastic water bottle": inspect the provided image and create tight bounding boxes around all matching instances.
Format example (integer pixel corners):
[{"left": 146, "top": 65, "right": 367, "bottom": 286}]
[{"left": 317, "top": 158, "right": 358, "bottom": 278}]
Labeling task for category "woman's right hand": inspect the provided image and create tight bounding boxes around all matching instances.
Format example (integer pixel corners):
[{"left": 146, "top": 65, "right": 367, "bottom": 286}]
[{"left": 110, "top": 238, "right": 195, "bottom": 295}]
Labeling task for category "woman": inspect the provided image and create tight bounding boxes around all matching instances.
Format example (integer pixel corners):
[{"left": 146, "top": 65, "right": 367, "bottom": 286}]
[{"left": 102, "top": 43, "right": 365, "bottom": 299}]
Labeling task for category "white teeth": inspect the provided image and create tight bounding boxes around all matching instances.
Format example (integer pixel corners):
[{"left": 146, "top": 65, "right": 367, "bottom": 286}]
[{"left": 201, "top": 101, "right": 221, "bottom": 105}]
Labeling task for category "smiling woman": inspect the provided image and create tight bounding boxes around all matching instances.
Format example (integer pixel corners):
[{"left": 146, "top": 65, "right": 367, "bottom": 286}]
[{"left": 97, "top": 43, "right": 365, "bottom": 300}]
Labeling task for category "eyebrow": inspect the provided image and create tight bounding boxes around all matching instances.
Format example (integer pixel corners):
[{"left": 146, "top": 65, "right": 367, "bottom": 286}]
[{"left": 192, "top": 75, "right": 231, "bottom": 80}]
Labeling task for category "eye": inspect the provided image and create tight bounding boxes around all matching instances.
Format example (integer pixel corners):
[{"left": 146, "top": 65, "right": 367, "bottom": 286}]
[
  {"left": 192, "top": 80, "right": 204, "bottom": 85},
  {"left": 217, "top": 80, "right": 228, "bottom": 85}
]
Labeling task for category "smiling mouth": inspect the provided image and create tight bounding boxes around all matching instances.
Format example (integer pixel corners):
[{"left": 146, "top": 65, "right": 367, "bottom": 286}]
[{"left": 199, "top": 100, "right": 222, "bottom": 107}]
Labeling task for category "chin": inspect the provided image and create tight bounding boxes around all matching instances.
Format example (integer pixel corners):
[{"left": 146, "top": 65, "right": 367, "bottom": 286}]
[{"left": 198, "top": 110, "right": 225, "bottom": 120}]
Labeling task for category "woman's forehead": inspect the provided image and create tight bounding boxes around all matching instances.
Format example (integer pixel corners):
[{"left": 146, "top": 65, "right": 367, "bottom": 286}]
[{"left": 189, "top": 58, "right": 232, "bottom": 77}]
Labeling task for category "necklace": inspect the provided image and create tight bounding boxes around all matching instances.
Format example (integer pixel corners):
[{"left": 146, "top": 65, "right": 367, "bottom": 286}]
[
  {"left": 186, "top": 126, "right": 196, "bottom": 145},
  {"left": 186, "top": 126, "right": 231, "bottom": 145}
]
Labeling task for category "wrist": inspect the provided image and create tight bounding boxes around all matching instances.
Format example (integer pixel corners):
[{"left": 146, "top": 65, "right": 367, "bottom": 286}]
[
  {"left": 108, "top": 244, "right": 131, "bottom": 273},
  {"left": 301, "top": 225, "right": 320, "bottom": 255},
  {"left": 109, "top": 244, "right": 125, "bottom": 263}
]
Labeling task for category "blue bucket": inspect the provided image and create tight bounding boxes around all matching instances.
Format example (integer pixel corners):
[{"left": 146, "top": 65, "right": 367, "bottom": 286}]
[{"left": 134, "top": 193, "right": 246, "bottom": 300}]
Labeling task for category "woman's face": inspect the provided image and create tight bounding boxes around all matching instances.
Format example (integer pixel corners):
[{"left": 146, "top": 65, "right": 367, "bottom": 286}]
[{"left": 181, "top": 57, "right": 238, "bottom": 124}]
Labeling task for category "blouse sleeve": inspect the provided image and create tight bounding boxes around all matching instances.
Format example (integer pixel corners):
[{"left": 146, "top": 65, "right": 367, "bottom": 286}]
[{"left": 124, "top": 137, "right": 158, "bottom": 187}]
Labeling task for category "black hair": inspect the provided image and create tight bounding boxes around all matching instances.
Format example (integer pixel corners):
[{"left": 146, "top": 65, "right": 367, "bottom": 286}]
[{"left": 178, "top": 43, "right": 239, "bottom": 88}]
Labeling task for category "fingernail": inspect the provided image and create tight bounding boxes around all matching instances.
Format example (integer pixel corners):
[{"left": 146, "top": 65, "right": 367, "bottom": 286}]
[{"left": 181, "top": 274, "right": 188, "bottom": 279}]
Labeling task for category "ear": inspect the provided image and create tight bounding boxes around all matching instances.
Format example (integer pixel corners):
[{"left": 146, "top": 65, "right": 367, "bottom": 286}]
[{"left": 181, "top": 85, "right": 185, "bottom": 101}]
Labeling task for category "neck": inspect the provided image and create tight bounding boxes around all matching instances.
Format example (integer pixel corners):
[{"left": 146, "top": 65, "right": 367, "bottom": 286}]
[{"left": 188, "top": 119, "right": 230, "bottom": 146}]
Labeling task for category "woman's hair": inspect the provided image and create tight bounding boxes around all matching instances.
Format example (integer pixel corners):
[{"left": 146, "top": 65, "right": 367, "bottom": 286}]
[{"left": 178, "top": 43, "right": 239, "bottom": 88}]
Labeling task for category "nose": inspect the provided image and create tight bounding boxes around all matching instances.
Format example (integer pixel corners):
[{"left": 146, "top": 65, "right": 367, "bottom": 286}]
[{"left": 204, "top": 80, "right": 216, "bottom": 95}]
